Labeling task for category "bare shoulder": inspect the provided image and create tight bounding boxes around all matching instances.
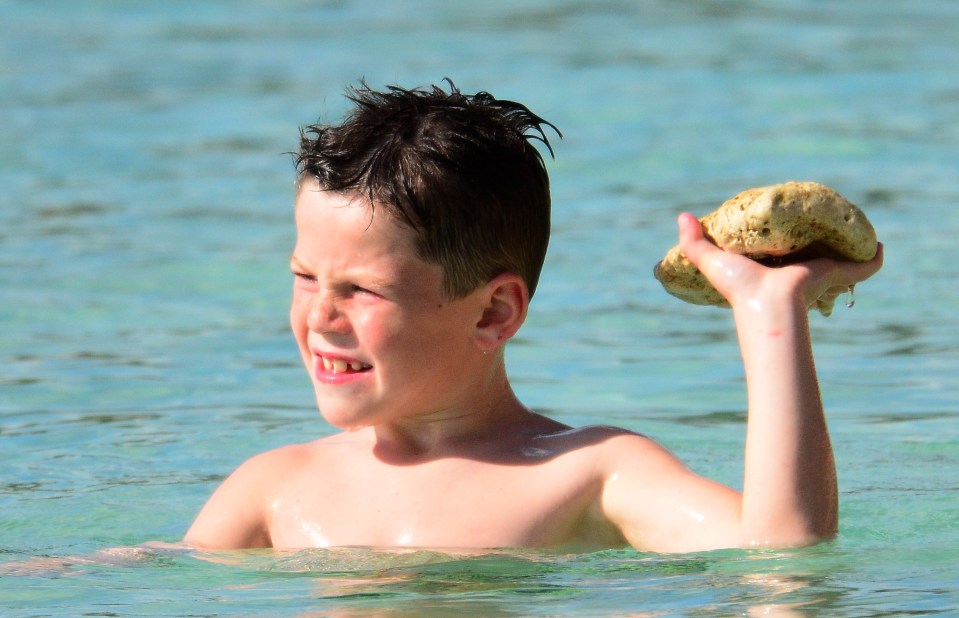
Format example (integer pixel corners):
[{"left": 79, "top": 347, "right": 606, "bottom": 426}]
[
  {"left": 183, "top": 441, "right": 321, "bottom": 550},
  {"left": 213, "top": 442, "right": 311, "bottom": 489},
  {"left": 593, "top": 426, "right": 686, "bottom": 464},
  {"left": 522, "top": 422, "right": 691, "bottom": 490},
  {"left": 522, "top": 424, "right": 705, "bottom": 550},
  {"left": 577, "top": 425, "right": 742, "bottom": 553},
  {"left": 538, "top": 423, "right": 684, "bottom": 468},
  {"left": 245, "top": 440, "right": 317, "bottom": 469},
  {"left": 234, "top": 432, "right": 369, "bottom": 486}
]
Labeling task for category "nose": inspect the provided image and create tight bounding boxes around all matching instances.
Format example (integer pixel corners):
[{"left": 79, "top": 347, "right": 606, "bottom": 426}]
[{"left": 306, "top": 290, "right": 350, "bottom": 334}]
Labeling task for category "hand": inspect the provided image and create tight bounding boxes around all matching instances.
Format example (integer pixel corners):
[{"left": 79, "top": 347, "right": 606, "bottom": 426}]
[{"left": 676, "top": 213, "right": 884, "bottom": 314}]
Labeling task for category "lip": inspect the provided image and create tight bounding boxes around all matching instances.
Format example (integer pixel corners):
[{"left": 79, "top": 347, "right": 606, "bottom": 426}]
[{"left": 312, "top": 351, "right": 372, "bottom": 384}]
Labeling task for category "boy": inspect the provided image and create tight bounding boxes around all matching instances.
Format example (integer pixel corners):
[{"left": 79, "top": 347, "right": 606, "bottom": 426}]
[{"left": 184, "top": 82, "right": 882, "bottom": 553}]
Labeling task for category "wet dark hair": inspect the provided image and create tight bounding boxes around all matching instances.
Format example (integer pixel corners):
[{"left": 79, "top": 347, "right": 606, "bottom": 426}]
[{"left": 294, "top": 80, "right": 560, "bottom": 299}]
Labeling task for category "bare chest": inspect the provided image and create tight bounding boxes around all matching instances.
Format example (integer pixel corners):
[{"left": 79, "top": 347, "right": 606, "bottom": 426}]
[{"left": 267, "top": 455, "right": 612, "bottom": 549}]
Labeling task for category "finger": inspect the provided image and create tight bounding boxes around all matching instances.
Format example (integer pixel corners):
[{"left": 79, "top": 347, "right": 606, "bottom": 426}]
[
  {"left": 676, "top": 213, "right": 716, "bottom": 266},
  {"left": 831, "top": 242, "right": 884, "bottom": 286},
  {"left": 796, "top": 242, "right": 883, "bottom": 294},
  {"left": 857, "top": 242, "right": 884, "bottom": 282},
  {"left": 677, "top": 212, "right": 703, "bottom": 242}
]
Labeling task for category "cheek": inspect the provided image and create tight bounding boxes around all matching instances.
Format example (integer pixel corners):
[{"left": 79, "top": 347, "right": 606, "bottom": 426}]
[
  {"left": 350, "top": 310, "right": 391, "bottom": 349},
  {"left": 348, "top": 308, "right": 417, "bottom": 362},
  {"left": 289, "top": 301, "right": 302, "bottom": 329},
  {"left": 399, "top": 311, "right": 472, "bottom": 359},
  {"left": 289, "top": 298, "right": 310, "bottom": 346}
]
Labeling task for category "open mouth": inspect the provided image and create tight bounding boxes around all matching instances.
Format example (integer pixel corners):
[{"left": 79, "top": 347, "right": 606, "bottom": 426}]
[{"left": 318, "top": 355, "right": 372, "bottom": 375}]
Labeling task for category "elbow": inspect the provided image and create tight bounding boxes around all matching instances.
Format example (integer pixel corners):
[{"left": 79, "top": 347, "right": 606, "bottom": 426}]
[
  {"left": 742, "top": 493, "right": 838, "bottom": 549},
  {"left": 746, "top": 520, "right": 837, "bottom": 550}
]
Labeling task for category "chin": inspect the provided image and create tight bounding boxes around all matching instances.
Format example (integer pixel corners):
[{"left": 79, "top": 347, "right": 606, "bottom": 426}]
[
  {"left": 318, "top": 411, "right": 360, "bottom": 431},
  {"left": 314, "top": 400, "right": 372, "bottom": 432}
]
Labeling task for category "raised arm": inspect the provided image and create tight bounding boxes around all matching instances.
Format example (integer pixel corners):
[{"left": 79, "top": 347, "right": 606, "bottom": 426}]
[
  {"left": 684, "top": 212, "right": 882, "bottom": 546},
  {"left": 601, "top": 213, "right": 882, "bottom": 552}
]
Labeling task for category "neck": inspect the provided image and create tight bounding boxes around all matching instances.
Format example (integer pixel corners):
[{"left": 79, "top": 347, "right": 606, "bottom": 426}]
[{"left": 370, "top": 364, "right": 530, "bottom": 462}]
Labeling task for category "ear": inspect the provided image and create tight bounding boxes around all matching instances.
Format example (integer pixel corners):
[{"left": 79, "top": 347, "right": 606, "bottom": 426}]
[{"left": 471, "top": 273, "right": 530, "bottom": 352}]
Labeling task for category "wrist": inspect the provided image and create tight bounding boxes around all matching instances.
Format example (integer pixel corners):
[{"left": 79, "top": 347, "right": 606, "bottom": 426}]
[
  {"left": 731, "top": 285, "right": 810, "bottom": 344},
  {"left": 731, "top": 281, "right": 805, "bottom": 317}
]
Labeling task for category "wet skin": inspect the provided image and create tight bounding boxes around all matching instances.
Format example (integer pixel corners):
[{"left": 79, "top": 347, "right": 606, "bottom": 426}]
[{"left": 184, "top": 187, "right": 883, "bottom": 553}]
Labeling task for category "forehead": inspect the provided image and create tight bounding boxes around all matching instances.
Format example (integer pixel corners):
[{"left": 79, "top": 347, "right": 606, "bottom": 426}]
[
  {"left": 294, "top": 184, "right": 406, "bottom": 242},
  {"left": 292, "top": 184, "right": 441, "bottom": 281}
]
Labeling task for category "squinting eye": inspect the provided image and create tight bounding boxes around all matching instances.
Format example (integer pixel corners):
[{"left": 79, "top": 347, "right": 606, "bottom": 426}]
[
  {"left": 350, "top": 283, "right": 386, "bottom": 299},
  {"left": 293, "top": 272, "right": 316, "bottom": 284}
]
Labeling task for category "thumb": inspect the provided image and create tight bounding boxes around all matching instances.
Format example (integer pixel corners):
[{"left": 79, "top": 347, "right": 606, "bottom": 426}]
[
  {"left": 677, "top": 212, "right": 703, "bottom": 242},
  {"left": 676, "top": 213, "right": 713, "bottom": 265}
]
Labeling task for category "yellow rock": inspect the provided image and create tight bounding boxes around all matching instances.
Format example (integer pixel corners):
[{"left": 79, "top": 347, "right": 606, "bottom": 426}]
[{"left": 653, "top": 181, "right": 877, "bottom": 315}]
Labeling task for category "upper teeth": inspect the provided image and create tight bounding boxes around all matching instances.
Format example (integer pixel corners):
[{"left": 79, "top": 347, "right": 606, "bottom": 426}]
[{"left": 321, "top": 357, "right": 369, "bottom": 373}]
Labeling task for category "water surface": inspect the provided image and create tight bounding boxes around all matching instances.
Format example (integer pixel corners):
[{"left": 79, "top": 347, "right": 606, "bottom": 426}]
[{"left": 2, "top": 1, "right": 957, "bottom": 615}]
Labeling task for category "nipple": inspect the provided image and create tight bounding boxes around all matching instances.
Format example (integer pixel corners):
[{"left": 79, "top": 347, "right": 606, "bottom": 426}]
[{"left": 844, "top": 284, "right": 856, "bottom": 309}]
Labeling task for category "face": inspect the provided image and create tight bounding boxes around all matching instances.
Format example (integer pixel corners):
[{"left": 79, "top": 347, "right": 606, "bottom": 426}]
[{"left": 289, "top": 183, "right": 488, "bottom": 430}]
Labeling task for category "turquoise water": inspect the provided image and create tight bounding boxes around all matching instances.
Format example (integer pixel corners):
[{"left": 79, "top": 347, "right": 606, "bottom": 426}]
[{"left": 2, "top": 0, "right": 957, "bottom": 614}]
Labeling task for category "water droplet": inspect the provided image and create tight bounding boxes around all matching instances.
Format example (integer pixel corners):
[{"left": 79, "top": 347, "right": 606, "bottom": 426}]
[{"left": 845, "top": 284, "right": 856, "bottom": 309}]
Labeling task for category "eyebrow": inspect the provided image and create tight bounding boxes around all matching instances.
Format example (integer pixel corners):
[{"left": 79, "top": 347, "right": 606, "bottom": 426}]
[{"left": 288, "top": 255, "right": 397, "bottom": 292}]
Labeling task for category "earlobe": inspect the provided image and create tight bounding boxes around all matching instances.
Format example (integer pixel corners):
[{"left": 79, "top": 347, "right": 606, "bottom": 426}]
[{"left": 472, "top": 273, "right": 529, "bottom": 351}]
